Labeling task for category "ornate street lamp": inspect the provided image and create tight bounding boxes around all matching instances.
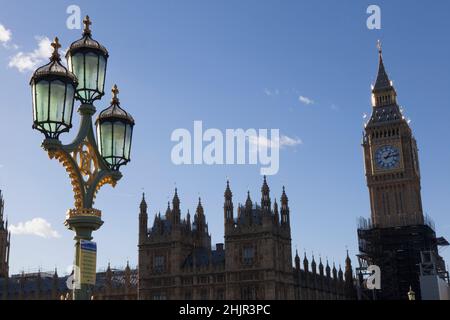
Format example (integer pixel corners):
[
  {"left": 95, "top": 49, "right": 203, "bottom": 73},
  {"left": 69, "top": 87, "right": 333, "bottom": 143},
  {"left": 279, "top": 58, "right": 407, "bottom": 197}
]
[
  {"left": 30, "top": 38, "right": 78, "bottom": 139},
  {"left": 96, "top": 85, "right": 135, "bottom": 171},
  {"left": 30, "top": 17, "right": 134, "bottom": 300},
  {"left": 66, "top": 16, "right": 108, "bottom": 104}
]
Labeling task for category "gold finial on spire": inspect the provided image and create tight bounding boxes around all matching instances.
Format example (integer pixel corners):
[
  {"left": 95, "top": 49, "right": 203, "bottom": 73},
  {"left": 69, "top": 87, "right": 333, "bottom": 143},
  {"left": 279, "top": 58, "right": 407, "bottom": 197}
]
[
  {"left": 83, "top": 15, "right": 92, "bottom": 35},
  {"left": 377, "top": 39, "right": 382, "bottom": 55},
  {"left": 112, "top": 84, "right": 119, "bottom": 104},
  {"left": 51, "top": 37, "right": 61, "bottom": 61}
]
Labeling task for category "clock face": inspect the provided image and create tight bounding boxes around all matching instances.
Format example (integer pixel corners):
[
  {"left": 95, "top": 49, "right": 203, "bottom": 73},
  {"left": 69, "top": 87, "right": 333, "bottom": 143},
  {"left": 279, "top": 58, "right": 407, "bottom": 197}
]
[{"left": 375, "top": 145, "right": 400, "bottom": 170}]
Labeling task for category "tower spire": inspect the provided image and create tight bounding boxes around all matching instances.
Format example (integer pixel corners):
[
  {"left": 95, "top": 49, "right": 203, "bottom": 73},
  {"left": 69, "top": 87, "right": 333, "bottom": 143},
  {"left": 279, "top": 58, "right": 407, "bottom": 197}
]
[
  {"left": 373, "top": 40, "right": 392, "bottom": 91},
  {"left": 0, "top": 190, "right": 4, "bottom": 230},
  {"left": 280, "top": 186, "right": 290, "bottom": 226},
  {"left": 224, "top": 180, "right": 234, "bottom": 224},
  {"left": 140, "top": 193, "right": 147, "bottom": 212},
  {"left": 371, "top": 41, "right": 399, "bottom": 110},
  {"left": 261, "top": 176, "right": 271, "bottom": 212},
  {"left": 139, "top": 193, "right": 148, "bottom": 244},
  {"left": 172, "top": 188, "right": 181, "bottom": 224}
]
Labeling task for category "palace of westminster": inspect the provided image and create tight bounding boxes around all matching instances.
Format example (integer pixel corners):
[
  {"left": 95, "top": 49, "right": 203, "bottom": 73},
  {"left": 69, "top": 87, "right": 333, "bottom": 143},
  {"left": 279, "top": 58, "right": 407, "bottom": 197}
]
[{"left": 0, "top": 46, "right": 449, "bottom": 300}]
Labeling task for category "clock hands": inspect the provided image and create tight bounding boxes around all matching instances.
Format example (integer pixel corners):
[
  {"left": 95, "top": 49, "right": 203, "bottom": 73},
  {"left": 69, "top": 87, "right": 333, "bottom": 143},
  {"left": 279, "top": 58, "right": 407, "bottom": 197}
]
[{"left": 383, "top": 151, "right": 399, "bottom": 161}]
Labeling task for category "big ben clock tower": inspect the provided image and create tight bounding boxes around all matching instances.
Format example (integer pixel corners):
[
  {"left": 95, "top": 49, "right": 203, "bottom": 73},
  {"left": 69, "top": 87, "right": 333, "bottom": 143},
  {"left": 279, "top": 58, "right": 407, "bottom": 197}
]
[
  {"left": 363, "top": 42, "right": 424, "bottom": 228},
  {"left": 358, "top": 43, "right": 448, "bottom": 300}
]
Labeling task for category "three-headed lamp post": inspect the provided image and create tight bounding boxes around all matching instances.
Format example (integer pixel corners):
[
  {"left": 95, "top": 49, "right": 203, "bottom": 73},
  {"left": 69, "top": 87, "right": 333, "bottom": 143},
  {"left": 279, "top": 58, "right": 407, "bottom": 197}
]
[{"left": 29, "top": 16, "right": 135, "bottom": 300}]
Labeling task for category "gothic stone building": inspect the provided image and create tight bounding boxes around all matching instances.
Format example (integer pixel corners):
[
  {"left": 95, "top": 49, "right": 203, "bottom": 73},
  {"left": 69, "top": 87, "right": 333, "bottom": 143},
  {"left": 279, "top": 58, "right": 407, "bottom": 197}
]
[
  {"left": 0, "top": 265, "right": 137, "bottom": 300},
  {"left": 0, "top": 191, "right": 10, "bottom": 281},
  {"left": 0, "top": 190, "right": 137, "bottom": 300},
  {"left": 138, "top": 177, "right": 356, "bottom": 300}
]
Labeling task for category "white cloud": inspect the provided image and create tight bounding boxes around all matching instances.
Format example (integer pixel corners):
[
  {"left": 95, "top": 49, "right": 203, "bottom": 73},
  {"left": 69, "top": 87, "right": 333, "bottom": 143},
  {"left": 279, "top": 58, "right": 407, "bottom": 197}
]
[
  {"left": 264, "top": 88, "right": 280, "bottom": 96},
  {"left": 299, "top": 95, "right": 314, "bottom": 105},
  {"left": 8, "top": 36, "right": 52, "bottom": 72},
  {"left": 10, "top": 218, "right": 61, "bottom": 239},
  {"left": 279, "top": 135, "right": 303, "bottom": 148},
  {"left": 249, "top": 134, "right": 302, "bottom": 150},
  {"left": 0, "top": 24, "right": 12, "bottom": 44}
]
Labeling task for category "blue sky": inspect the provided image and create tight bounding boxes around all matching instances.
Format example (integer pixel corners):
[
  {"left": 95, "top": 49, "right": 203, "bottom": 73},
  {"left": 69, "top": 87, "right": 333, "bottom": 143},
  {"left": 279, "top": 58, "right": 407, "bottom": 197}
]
[{"left": 1, "top": 0, "right": 450, "bottom": 274}]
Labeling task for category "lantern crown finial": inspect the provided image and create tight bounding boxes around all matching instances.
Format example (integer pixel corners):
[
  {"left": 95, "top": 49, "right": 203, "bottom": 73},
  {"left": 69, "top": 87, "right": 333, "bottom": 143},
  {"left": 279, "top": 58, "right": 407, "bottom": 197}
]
[
  {"left": 83, "top": 15, "right": 92, "bottom": 36},
  {"left": 50, "top": 37, "right": 62, "bottom": 61},
  {"left": 112, "top": 84, "right": 120, "bottom": 104}
]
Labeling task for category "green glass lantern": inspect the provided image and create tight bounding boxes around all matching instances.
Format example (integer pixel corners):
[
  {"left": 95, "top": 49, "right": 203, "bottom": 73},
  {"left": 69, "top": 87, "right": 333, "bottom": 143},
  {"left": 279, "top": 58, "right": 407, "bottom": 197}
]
[
  {"left": 66, "top": 16, "right": 108, "bottom": 104},
  {"left": 96, "top": 85, "right": 135, "bottom": 170},
  {"left": 30, "top": 37, "right": 78, "bottom": 139}
]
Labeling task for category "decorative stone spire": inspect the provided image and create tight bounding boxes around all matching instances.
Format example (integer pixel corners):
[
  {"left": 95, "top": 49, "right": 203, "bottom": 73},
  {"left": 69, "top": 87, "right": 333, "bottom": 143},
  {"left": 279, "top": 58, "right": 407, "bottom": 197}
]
[
  {"left": 224, "top": 180, "right": 234, "bottom": 223},
  {"left": 326, "top": 260, "right": 331, "bottom": 278},
  {"left": 172, "top": 188, "right": 180, "bottom": 208},
  {"left": 344, "top": 250, "right": 356, "bottom": 298},
  {"left": 319, "top": 257, "right": 324, "bottom": 276},
  {"left": 295, "top": 250, "right": 301, "bottom": 270},
  {"left": 125, "top": 261, "right": 131, "bottom": 288},
  {"left": 345, "top": 250, "right": 352, "bottom": 273},
  {"left": 165, "top": 201, "right": 171, "bottom": 219},
  {"left": 224, "top": 180, "right": 232, "bottom": 199},
  {"left": 186, "top": 210, "right": 191, "bottom": 231},
  {"left": 332, "top": 263, "right": 338, "bottom": 279},
  {"left": 172, "top": 188, "right": 181, "bottom": 224},
  {"left": 140, "top": 193, "right": 147, "bottom": 212},
  {"left": 280, "top": 186, "right": 290, "bottom": 225},
  {"left": 245, "top": 191, "right": 253, "bottom": 209},
  {"left": 273, "top": 199, "right": 280, "bottom": 225},
  {"left": 139, "top": 193, "right": 148, "bottom": 244},
  {"left": 196, "top": 198, "right": 204, "bottom": 217},
  {"left": 303, "top": 252, "right": 309, "bottom": 272},
  {"left": 0, "top": 190, "right": 4, "bottom": 230},
  {"left": 261, "top": 176, "right": 271, "bottom": 212},
  {"left": 311, "top": 255, "right": 317, "bottom": 274},
  {"left": 338, "top": 265, "right": 344, "bottom": 282}
]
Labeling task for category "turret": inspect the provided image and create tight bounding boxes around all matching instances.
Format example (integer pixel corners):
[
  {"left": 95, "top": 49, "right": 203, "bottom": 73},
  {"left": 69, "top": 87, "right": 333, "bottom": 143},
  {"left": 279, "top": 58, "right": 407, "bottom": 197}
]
[
  {"left": 224, "top": 180, "right": 234, "bottom": 226},
  {"left": 193, "top": 198, "right": 211, "bottom": 249},
  {"left": 295, "top": 250, "right": 300, "bottom": 271},
  {"left": 303, "top": 253, "right": 309, "bottom": 272},
  {"left": 273, "top": 199, "right": 280, "bottom": 225},
  {"left": 172, "top": 188, "right": 181, "bottom": 225},
  {"left": 244, "top": 192, "right": 253, "bottom": 225},
  {"left": 332, "top": 263, "right": 338, "bottom": 280},
  {"left": 124, "top": 261, "right": 131, "bottom": 295},
  {"left": 311, "top": 255, "right": 317, "bottom": 275},
  {"left": 0, "top": 190, "right": 10, "bottom": 279},
  {"left": 0, "top": 191, "right": 4, "bottom": 230},
  {"left": 344, "top": 251, "right": 356, "bottom": 299},
  {"left": 319, "top": 258, "right": 324, "bottom": 277},
  {"left": 186, "top": 210, "right": 191, "bottom": 231},
  {"left": 326, "top": 260, "right": 331, "bottom": 278},
  {"left": 52, "top": 268, "right": 59, "bottom": 299},
  {"left": 280, "top": 187, "right": 290, "bottom": 226},
  {"left": 139, "top": 193, "right": 148, "bottom": 244},
  {"left": 105, "top": 263, "right": 112, "bottom": 295},
  {"left": 338, "top": 265, "right": 344, "bottom": 282},
  {"left": 261, "top": 176, "right": 271, "bottom": 213}
]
